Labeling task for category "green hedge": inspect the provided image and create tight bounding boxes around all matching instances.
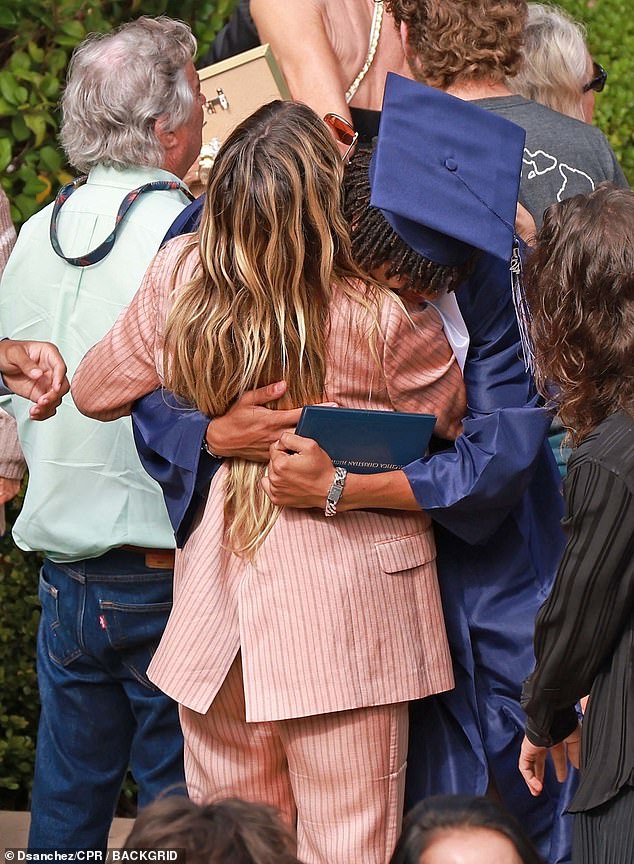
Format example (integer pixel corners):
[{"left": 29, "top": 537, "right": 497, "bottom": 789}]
[
  {"left": 0, "top": 491, "right": 40, "bottom": 809},
  {"left": 557, "top": 0, "right": 634, "bottom": 182},
  {"left": 0, "top": 0, "right": 237, "bottom": 810}
]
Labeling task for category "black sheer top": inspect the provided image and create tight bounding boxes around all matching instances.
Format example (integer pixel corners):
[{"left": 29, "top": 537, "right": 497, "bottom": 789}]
[{"left": 522, "top": 411, "right": 634, "bottom": 812}]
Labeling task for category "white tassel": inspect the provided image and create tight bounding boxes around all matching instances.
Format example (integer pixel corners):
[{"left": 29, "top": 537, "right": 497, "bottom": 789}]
[{"left": 510, "top": 240, "right": 536, "bottom": 374}]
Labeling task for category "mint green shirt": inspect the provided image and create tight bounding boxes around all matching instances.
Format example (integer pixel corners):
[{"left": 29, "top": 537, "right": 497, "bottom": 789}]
[{"left": 0, "top": 165, "right": 192, "bottom": 561}]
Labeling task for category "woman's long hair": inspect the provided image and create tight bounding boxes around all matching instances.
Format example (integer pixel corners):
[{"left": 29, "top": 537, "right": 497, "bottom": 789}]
[
  {"left": 163, "top": 100, "right": 385, "bottom": 556},
  {"left": 524, "top": 183, "right": 634, "bottom": 447}
]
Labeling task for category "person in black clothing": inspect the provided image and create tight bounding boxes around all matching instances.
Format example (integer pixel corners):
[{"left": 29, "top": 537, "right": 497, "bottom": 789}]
[
  {"left": 519, "top": 183, "right": 634, "bottom": 864},
  {"left": 197, "top": 0, "right": 258, "bottom": 67}
]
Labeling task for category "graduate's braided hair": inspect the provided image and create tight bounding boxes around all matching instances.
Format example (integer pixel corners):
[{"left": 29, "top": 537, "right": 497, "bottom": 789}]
[{"left": 343, "top": 146, "right": 475, "bottom": 298}]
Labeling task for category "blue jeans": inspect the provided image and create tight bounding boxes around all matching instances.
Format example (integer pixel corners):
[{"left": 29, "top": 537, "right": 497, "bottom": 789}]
[{"left": 28, "top": 550, "right": 185, "bottom": 851}]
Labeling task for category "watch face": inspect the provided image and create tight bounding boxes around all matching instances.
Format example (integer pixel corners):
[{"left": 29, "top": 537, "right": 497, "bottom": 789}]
[
  {"left": 325, "top": 467, "right": 347, "bottom": 515},
  {"left": 328, "top": 485, "right": 343, "bottom": 505}
]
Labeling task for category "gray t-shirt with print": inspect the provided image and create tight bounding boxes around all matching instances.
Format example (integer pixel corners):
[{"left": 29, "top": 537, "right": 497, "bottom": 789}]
[{"left": 476, "top": 95, "right": 628, "bottom": 226}]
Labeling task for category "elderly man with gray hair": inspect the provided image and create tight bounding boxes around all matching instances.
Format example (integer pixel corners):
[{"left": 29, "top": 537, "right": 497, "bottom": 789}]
[{"left": 0, "top": 16, "right": 204, "bottom": 849}]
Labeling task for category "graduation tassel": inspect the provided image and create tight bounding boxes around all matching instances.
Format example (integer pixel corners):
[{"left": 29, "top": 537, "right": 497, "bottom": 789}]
[{"left": 510, "top": 239, "right": 536, "bottom": 374}]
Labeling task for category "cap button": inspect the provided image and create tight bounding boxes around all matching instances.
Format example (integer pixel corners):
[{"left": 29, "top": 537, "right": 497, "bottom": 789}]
[{"left": 444, "top": 157, "right": 458, "bottom": 172}]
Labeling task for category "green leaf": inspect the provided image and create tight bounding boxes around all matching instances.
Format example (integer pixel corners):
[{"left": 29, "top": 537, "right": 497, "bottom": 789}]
[
  {"left": 11, "top": 113, "right": 30, "bottom": 142},
  {"left": 0, "top": 9, "right": 17, "bottom": 27},
  {"left": 27, "top": 41, "right": 45, "bottom": 64},
  {"left": 10, "top": 51, "right": 32, "bottom": 72},
  {"left": 0, "top": 71, "right": 28, "bottom": 106},
  {"left": 39, "top": 145, "right": 63, "bottom": 173},
  {"left": 84, "top": 10, "right": 111, "bottom": 32},
  {"left": 0, "top": 139, "right": 12, "bottom": 173},
  {"left": 21, "top": 175, "right": 47, "bottom": 197},
  {"left": 55, "top": 35, "right": 84, "bottom": 47},
  {"left": 59, "top": 20, "right": 86, "bottom": 40},
  {"left": 40, "top": 75, "right": 60, "bottom": 100},
  {"left": 13, "top": 68, "right": 42, "bottom": 85},
  {"left": 0, "top": 98, "right": 16, "bottom": 117},
  {"left": 47, "top": 49, "right": 69, "bottom": 76},
  {"left": 23, "top": 112, "right": 47, "bottom": 147}
]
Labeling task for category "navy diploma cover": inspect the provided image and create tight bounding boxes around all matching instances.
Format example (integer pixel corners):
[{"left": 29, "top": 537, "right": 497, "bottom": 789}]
[{"left": 295, "top": 406, "right": 436, "bottom": 474}]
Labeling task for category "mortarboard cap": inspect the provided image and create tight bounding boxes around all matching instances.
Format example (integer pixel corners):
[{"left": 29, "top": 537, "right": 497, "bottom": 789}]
[{"left": 369, "top": 73, "right": 526, "bottom": 266}]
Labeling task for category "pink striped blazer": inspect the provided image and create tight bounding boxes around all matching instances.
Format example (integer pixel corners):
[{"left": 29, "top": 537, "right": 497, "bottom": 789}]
[{"left": 72, "top": 236, "right": 466, "bottom": 721}]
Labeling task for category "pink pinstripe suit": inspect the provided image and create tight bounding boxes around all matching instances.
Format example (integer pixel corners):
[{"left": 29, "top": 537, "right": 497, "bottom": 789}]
[{"left": 72, "top": 235, "right": 466, "bottom": 863}]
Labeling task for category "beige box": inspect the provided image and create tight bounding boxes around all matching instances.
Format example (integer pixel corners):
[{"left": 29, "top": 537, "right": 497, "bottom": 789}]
[{"left": 198, "top": 44, "right": 291, "bottom": 147}]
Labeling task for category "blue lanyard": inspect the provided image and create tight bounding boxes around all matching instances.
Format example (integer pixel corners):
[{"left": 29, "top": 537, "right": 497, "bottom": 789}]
[{"left": 49, "top": 174, "right": 194, "bottom": 267}]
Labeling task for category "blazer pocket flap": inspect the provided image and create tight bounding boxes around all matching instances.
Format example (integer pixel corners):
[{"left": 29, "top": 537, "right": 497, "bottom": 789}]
[{"left": 375, "top": 533, "right": 435, "bottom": 574}]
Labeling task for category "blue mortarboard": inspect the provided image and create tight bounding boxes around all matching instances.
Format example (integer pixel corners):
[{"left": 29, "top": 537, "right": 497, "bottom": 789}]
[{"left": 369, "top": 73, "right": 526, "bottom": 266}]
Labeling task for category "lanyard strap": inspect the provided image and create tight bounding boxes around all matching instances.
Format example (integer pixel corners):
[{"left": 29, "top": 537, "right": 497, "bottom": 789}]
[{"left": 49, "top": 175, "right": 195, "bottom": 267}]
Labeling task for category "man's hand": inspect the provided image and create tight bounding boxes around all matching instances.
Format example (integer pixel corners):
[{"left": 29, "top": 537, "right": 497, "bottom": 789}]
[
  {"left": 0, "top": 339, "right": 69, "bottom": 420},
  {"left": 205, "top": 381, "right": 303, "bottom": 462},
  {"left": 0, "top": 477, "right": 21, "bottom": 505},
  {"left": 519, "top": 725, "right": 581, "bottom": 796},
  {"left": 261, "top": 432, "right": 335, "bottom": 508}
]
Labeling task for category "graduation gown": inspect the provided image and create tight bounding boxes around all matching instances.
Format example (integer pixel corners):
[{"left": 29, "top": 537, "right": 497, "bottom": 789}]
[{"left": 401, "top": 253, "right": 576, "bottom": 864}]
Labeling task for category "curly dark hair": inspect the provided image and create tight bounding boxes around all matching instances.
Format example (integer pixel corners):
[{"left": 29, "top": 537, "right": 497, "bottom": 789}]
[
  {"left": 386, "top": 0, "right": 527, "bottom": 88},
  {"left": 524, "top": 183, "right": 634, "bottom": 447},
  {"left": 343, "top": 145, "right": 476, "bottom": 298}
]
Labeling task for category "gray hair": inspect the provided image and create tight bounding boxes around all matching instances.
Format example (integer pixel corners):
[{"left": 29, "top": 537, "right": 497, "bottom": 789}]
[
  {"left": 60, "top": 16, "right": 197, "bottom": 172},
  {"left": 508, "top": 3, "right": 588, "bottom": 121}
]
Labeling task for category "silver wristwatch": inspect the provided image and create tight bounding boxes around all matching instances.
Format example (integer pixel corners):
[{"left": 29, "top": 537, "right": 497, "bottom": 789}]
[{"left": 325, "top": 466, "right": 348, "bottom": 517}]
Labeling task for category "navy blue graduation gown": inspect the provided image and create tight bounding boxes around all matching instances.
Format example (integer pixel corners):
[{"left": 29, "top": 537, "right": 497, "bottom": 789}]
[{"left": 401, "top": 253, "right": 576, "bottom": 864}]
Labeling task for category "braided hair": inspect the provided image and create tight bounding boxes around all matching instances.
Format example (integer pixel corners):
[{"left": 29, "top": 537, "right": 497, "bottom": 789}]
[{"left": 343, "top": 145, "right": 476, "bottom": 298}]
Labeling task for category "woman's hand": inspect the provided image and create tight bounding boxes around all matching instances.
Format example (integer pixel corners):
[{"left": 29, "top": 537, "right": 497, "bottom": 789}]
[
  {"left": 261, "top": 431, "right": 335, "bottom": 508},
  {"left": 519, "top": 724, "right": 581, "bottom": 796}
]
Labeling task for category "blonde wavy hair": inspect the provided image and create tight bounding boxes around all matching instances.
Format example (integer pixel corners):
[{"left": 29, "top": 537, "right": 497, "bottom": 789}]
[
  {"left": 507, "top": 3, "right": 589, "bottom": 121},
  {"left": 163, "top": 100, "right": 386, "bottom": 557},
  {"left": 387, "top": 0, "right": 527, "bottom": 88}
]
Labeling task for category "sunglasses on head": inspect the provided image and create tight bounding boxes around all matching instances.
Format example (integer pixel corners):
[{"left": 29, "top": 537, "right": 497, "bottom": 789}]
[
  {"left": 323, "top": 113, "right": 359, "bottom": 161},
  {"left": 583, "top": 61, "right": 607, "bottom": 94}
]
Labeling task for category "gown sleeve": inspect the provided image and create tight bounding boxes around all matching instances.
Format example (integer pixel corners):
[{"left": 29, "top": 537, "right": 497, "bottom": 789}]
[
  {"left": 132, "top": 389, "right": 220, "bottom": 546},
  {"left": 404, "top": 252, "right": 557, "bottom": 544}
]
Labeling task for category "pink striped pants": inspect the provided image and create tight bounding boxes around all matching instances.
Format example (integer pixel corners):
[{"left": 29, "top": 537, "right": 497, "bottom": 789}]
[{"left": 179, "top": 654, "right": 408, "bottom": 864}]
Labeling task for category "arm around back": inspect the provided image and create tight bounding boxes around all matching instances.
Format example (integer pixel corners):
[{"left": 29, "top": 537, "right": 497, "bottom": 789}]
[{"left": 71, "top": 239, "right": 190, "bottom": 419}]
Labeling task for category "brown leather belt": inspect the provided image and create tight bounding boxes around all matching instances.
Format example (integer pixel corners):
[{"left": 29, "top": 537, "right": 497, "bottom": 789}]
[{"left": 120, "top": 545, "right": 175, "bottom": 570}]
